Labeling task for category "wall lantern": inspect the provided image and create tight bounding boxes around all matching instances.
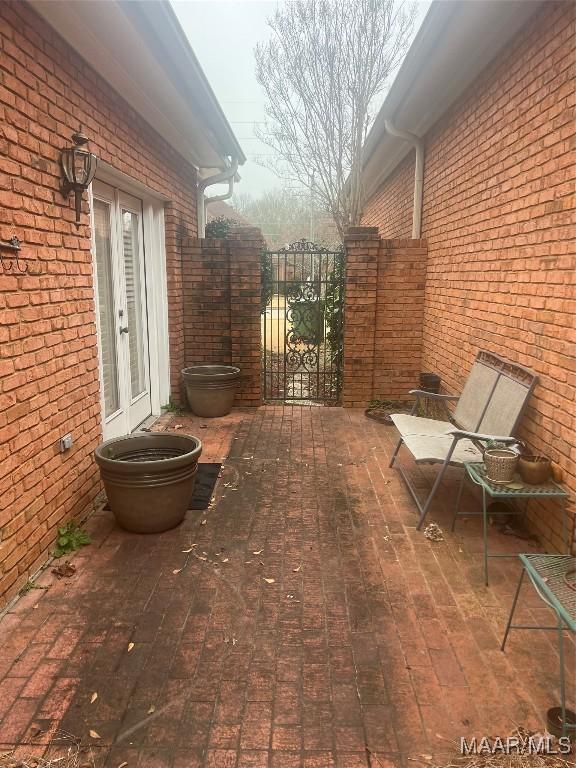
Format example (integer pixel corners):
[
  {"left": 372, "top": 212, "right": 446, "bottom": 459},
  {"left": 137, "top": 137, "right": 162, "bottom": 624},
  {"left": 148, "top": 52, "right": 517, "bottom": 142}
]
[{"left": 61, "top": 129, "right": 98, "bottom": 227}]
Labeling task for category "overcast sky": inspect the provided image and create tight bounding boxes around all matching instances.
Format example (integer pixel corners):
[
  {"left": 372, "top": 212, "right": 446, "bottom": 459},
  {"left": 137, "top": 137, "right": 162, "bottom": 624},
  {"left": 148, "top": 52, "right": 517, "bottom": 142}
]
[{"left": 171, "top": 0, "right": 431, "bottom": 198}]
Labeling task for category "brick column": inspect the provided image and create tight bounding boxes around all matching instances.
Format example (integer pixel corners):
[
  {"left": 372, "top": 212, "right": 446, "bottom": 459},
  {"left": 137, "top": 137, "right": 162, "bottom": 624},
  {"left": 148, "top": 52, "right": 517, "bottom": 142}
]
[
  {"left": 373, "top": 239, "right": 427, "bottom": 401},
  {"left": 341, "top": 227, "right": 380, "bottom": 407},
  {"left": 227, "top": 227, "right": 263, "bottom": 407}
]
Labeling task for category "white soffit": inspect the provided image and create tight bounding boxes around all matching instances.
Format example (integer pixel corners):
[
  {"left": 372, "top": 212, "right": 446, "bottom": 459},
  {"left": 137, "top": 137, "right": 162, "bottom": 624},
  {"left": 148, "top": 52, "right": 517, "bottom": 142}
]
[
  {"left": 30, "top": 0, "right": 239, "bottom": 169},
  {"left": 362, "top": 0, "right": 544, "bottom": 198}
]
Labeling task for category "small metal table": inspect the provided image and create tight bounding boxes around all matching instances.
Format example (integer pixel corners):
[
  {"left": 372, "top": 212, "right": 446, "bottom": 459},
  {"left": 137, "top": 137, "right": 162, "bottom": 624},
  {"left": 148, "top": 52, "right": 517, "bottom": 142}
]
[
  {"left": 453, "top": 462, "right": 569, "bottom": 585},
  {"left": 502, "top": 554, "right": 576, "bottom": 737}
]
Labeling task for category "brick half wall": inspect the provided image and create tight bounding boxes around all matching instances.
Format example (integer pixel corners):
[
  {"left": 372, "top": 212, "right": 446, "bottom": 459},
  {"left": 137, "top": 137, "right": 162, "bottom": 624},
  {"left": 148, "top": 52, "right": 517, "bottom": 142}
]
[{"left": 342, "top": 228, "right": 427, "bottom": 407}]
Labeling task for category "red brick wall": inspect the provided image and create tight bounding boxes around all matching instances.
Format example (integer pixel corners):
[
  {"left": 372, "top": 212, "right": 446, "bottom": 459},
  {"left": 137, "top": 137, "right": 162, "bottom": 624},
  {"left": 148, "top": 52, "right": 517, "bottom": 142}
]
[
  {"left": 181, "top": 228, "right": 263, "bottom": 407},
  {"left": 361, "top": 2, "right": 575, "bottom": 550},
  {"left": 362, "top": 151, "right": 415, "bottom": 239},
  {"left": 342, "top": 228, "right": 426, "bottom": 407},
  {"left": 0, "top": 1, "right": 199, "bottom": 606}
]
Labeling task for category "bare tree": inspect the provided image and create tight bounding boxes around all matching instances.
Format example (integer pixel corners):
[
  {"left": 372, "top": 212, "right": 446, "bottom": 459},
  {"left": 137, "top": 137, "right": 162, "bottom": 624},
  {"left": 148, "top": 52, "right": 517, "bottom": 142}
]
[
  {"left": 255, "top": 0, "right": 416, "bottom": 238},
  {"left": 233, "top": 188, "right": 339, "bottom": 249}
]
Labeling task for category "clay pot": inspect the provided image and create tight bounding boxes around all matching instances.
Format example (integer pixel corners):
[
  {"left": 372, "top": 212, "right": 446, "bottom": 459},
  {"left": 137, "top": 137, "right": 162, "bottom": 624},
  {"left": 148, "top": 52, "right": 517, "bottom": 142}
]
[
  {"left": 95, "top": 432, "right": 202, "bottom": 533},
  {"left": 518, "top": 455, "right": 551, "bottom": 485},
  {"left": 182, "top": 365, "right": 240, "bottom": 417}
]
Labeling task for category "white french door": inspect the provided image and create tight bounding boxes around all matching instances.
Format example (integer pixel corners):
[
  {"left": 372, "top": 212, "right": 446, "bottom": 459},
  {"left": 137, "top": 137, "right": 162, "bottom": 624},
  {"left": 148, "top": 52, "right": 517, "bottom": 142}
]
[{"left": 92, "top": 181, "right": 152, "bottom": 439}]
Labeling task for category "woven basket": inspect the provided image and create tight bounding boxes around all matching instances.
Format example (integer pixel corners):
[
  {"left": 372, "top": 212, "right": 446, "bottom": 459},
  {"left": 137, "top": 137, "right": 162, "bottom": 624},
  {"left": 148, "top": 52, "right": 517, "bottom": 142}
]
[{"left": 484, "top": 448, "right": 518, "bottom": 484}]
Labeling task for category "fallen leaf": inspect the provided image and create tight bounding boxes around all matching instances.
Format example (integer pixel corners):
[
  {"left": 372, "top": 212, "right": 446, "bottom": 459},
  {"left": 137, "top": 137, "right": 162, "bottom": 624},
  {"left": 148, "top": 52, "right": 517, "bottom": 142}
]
[
  {"left": 182, "top": 546, "right": 197, "bottom": 552},
  {"left": 293, "top": 565, "right": 301, "bottom": 572},
  {"left": 89, "top": 730, "right": 101, "bottom": 739},
  {"left": 127, "top": 642, "right": 135, "bottom": 652},
  {"left": 263, "top": 578, "right": 275, "bottom": 584},
  {"left": 90, "top": 692, "right": 98, "bottom": 704},
  {"left": 117, "top": 763, "right": 128, "bottom": 768},
  {"left": 147, "top": 705, "right": 156, "bottom": 715},
  {"left": 172, "top": 569, "right": 182, "bottom": 575},
  {"left": 221, "top": 558, "right": 229, "bottom": 563},
  {"left": 51, "top": 561, "right": 76, "bottom": 579},
  {"left": 174, "top": 424, "right": 183, "bottom": 429},
  {"left": 201, "top": 519, "right": 207, "bottom": 525},
  {"left": 253, "top": 549, "right": 263, "bottom": 555}
]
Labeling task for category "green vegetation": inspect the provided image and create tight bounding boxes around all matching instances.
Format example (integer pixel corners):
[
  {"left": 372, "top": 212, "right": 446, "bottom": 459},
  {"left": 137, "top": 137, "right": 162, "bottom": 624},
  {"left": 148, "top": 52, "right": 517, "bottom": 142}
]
[{"left": 53, "top": 521, "right": 91, "bottom": 558}]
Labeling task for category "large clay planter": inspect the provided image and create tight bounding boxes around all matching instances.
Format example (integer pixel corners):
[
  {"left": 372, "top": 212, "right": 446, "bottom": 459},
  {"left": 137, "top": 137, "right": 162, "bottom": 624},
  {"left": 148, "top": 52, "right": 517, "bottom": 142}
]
[
  {"left": 95, "top": 432, "right": 202, "bottom": 533},
  {"left": 182, "top": 365, "right": 240, "bottom": 417}
]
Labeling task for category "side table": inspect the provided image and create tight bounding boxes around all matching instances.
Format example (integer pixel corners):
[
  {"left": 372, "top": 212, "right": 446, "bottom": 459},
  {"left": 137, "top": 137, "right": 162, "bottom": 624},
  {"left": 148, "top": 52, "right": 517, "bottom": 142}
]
[{"left": 453, "top": 462, "right": 570, "bottom": 585}]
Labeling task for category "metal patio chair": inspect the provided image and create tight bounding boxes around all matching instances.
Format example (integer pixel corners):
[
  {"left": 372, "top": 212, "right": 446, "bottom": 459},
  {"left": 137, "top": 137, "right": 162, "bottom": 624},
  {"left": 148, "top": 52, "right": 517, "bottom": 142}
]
[{"left": 388, "top": 350, "right": 538, "bottom": 530}]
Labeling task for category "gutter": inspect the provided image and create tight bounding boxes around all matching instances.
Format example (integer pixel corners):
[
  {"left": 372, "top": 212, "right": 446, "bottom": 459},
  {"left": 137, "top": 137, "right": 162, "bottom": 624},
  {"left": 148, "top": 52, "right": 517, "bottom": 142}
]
[
  {"left": 197, "top": 158, "right": 239, "bottom": 236},
  {"left": 384, "top": 120, "right": 424, "bottom": 239}
]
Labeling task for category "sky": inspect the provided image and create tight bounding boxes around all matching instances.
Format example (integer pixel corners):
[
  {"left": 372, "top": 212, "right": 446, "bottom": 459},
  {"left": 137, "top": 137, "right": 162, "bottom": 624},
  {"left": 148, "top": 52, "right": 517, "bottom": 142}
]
[{"left": 171, "top": 0, "right": 431, "bottom": 199}]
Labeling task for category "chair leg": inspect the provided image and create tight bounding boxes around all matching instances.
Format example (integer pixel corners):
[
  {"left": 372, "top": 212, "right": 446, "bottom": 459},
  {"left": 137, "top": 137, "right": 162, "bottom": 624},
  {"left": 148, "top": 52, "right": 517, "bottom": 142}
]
[
  {"left": 389, "top": 437, "right": 403, "bottom": 468},
  {"left": 416, "top": 459, "right": 450, "bottom": 531},
  {"left": 501, "top": 567, "right": 525, "bottom": 650},
  {"left": 451, "top": 471, "right": 466, "bottom": 532}
]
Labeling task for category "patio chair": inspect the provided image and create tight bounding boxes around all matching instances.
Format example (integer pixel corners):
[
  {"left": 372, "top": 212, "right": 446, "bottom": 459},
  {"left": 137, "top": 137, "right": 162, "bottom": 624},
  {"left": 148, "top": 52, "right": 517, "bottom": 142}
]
[{"left": 388, "top": 350, "right": 538, "bottom": 530}]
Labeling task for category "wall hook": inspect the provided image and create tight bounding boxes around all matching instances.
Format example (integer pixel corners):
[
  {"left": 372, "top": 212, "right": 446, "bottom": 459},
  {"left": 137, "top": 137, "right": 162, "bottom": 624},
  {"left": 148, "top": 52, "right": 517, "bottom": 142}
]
[{"left": 0, "top": 236, "right": 29, "bottom": 274}]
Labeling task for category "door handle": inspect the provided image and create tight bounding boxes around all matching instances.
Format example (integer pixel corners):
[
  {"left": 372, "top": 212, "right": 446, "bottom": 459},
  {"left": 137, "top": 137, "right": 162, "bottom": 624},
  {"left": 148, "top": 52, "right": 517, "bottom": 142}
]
[{"left": 119, "top": 326, "right": 129, "bottom": 334}]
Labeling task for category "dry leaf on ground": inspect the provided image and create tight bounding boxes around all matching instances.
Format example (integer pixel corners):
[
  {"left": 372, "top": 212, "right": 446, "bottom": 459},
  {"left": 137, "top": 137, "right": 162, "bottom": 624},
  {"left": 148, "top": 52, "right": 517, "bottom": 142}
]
[{"left": 51, "top": 561, "right": 76, "bottom": 579}]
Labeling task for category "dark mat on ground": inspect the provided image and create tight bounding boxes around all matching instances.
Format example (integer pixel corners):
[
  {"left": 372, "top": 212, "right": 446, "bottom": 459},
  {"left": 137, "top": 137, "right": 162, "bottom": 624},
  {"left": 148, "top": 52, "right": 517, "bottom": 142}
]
[
  {"left": 189, "top": 463, "right": 221, "bottom": 510},
  {"left": 103, "top": 463, "right": 221, "bottom": 512}
]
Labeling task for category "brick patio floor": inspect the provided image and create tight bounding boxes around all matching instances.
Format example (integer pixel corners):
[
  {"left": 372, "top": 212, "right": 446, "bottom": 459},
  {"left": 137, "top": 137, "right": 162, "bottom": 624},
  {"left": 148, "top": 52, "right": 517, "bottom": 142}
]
[{"left": 0, "top": 406, "right": 573, "bottom": 767}]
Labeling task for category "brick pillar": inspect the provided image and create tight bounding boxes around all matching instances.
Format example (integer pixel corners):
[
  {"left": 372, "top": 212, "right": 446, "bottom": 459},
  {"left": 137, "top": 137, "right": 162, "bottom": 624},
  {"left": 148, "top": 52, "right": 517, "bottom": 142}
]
[
  {"left": 373, "top": 239, "right": 427, "bottom": 401},
  {"left": 341, "top": 227, "right": 380, "bottom": 407},
  {"left": 227, "top": 227, "right": 263, "bottom": 407},
  {"left": 180, "top": 236, "right": 232, "bottom": 403}
]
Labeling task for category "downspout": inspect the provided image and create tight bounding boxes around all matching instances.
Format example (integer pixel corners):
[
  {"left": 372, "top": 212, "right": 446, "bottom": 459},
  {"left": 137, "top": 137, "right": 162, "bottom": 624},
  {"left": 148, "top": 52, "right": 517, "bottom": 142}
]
[
  {"left": 197, "top": 157, "right": 239, "bottom": 236},
  {"left": 384, "top": 120, "right": 424, "bottom": 239}
]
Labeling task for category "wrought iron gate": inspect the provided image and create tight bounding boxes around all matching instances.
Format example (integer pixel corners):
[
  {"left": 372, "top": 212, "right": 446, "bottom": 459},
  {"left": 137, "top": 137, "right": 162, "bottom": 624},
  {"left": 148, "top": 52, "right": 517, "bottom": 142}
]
[{"left": 262, "top": 239, "right": 345, "bottom": 403}]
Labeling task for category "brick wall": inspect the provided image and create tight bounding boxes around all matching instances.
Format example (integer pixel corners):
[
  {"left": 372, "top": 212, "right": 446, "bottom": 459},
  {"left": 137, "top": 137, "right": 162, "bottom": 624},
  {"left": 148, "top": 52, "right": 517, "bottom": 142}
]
[
  {"left": 342, "top": 228, "right": 426, "bottom": 407},
  {"left": 362, "top": 151, "right": 415, "bottom": 239},
  {"left": 181, "top": 228, "right": 263, "bottom": 408},
  {"left": 0, "top": 1, "right": 199, "bottom": 607},
  {"left": 361, "top": 1, "right": 575, "bottom": 550}
]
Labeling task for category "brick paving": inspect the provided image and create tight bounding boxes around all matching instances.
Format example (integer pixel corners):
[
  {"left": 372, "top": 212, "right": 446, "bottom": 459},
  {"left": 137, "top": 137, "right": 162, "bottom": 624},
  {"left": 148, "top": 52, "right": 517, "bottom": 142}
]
[{"left": 0, "top": 406, "right": 573, "bottom": 767}]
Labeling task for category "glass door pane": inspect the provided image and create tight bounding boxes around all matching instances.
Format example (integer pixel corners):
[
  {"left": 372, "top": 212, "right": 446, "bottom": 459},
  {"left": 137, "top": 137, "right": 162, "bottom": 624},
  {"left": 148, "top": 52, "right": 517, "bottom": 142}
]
[
  {"left": 121, "top": 209, "right": 147, "bottom": 399},
  {"left": 93, "top": 199, "right": 120, "bottom": 417}
]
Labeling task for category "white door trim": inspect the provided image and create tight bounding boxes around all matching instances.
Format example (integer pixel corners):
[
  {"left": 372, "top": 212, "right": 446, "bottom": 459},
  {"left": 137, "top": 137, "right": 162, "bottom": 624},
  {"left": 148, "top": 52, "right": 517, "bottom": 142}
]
[{"left": 89, "top": 173, "right": 170, "bottom": 439}]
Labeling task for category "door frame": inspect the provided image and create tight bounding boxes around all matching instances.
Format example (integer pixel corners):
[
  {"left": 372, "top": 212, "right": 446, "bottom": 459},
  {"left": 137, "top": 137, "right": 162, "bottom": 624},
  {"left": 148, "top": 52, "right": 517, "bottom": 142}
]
[{"left": 89, "top": 164, "right": 170, "bottom": 437}]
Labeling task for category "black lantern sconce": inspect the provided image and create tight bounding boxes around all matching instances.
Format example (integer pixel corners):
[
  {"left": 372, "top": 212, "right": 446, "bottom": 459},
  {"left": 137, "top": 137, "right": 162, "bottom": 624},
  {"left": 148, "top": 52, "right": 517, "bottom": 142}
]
[{"left": 61, "top": 129, "right": 98, "bottom": 228}]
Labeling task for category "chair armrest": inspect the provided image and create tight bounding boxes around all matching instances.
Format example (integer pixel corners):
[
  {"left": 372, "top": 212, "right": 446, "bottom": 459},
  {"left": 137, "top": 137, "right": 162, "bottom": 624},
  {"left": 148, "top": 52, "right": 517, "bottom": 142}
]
[
  {"left": 446, "top": 429, "right": 519, "bottom": 444},
  {"left": 409, "top": 389, "right": 459, "bottom": 401}
]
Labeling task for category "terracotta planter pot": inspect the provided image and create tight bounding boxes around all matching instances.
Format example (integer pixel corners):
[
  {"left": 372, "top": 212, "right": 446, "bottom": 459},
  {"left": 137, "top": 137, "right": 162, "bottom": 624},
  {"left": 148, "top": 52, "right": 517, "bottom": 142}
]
[
  {"left": 95, "top": 432, "right": 202, "bottom": 533},
  {"left": 518, "top": 455, "right": 551, "bottom": 485},
  {"left": 182, "top": 365, "right": 240, "bottom": 417}
]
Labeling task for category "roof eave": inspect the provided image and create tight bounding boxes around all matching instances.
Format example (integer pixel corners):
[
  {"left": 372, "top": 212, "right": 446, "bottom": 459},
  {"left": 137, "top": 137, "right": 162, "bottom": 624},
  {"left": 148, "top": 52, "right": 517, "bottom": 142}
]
[{"left": 362, "top": 0, "right": 544, "bottom": 200}]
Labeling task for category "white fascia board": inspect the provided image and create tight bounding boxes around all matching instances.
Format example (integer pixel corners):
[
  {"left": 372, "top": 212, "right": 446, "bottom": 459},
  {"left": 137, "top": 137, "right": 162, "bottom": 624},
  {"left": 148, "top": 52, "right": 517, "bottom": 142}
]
[
  {"left": 29, "top": 0, "right": 234, "bottom": 169},
  {"left": 362, "top": 0, "right": 544, "bottom": 199}
]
